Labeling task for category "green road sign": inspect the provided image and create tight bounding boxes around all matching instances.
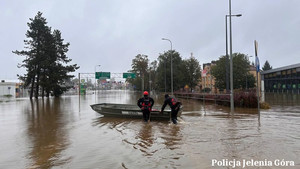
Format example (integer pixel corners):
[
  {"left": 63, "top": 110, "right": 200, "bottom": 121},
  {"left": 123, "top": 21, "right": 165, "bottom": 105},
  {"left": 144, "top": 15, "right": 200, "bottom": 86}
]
[
  {"left": 95, "top": 72, "right": 111, "bottom": 79},
  {"left": 123, "top": 72, "right": 136, "bottom": 79}
]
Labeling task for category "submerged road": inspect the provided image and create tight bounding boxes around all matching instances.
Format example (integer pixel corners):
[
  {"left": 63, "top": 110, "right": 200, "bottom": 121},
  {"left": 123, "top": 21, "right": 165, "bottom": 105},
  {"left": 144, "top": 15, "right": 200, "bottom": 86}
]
[{"left": 0, "top": 90, "right": 299, "bottom": 168}]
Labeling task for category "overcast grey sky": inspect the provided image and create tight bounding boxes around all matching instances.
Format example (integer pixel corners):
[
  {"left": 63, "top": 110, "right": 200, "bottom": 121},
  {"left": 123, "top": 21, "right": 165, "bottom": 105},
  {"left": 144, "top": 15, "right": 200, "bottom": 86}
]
[{"left": 1, "top": 0, "right": 300, "bottom": 80}]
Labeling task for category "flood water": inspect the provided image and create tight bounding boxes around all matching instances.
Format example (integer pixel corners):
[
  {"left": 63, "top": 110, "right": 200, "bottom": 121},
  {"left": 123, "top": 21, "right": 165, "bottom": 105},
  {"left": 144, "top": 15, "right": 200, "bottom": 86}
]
[{"left": 0, "top": 90, "right": 299, "bottom": 169}]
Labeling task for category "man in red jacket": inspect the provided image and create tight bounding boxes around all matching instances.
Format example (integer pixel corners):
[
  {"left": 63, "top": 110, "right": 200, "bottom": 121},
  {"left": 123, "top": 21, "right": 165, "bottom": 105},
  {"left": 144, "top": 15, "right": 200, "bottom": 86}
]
[{"left": 137, "top": 91, "right": 154, "bottom": 122}]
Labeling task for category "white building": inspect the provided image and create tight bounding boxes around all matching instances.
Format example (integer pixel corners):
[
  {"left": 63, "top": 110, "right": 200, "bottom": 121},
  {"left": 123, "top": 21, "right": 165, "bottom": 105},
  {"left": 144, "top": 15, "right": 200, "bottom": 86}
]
[{"left": 0, "top": 81, "right": 16, "bottom": 97}]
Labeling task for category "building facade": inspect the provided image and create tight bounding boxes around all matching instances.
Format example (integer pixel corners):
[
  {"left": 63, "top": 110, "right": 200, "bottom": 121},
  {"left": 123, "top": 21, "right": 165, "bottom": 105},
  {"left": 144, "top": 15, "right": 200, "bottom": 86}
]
[
  {"left": 261, "top": 63, "right": 300, "bottom": 94},
  {"left": 201, "top": 61, "right": 217, "bottom": 93},
  {"left": 0, "top": 81, "right": 16, "bottom": 97},
  {"left": 249, "top": 65, "right": 261, "bottom": 90}
]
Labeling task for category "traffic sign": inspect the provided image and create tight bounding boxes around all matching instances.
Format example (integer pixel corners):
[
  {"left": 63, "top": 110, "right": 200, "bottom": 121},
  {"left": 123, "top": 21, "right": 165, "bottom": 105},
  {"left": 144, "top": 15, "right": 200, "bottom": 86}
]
[
  {"left": 123, "top": 73, "right": 136, "bottom": 79},
  {"left": 95, "top": 72, "right": 111, "bottom": 79}
]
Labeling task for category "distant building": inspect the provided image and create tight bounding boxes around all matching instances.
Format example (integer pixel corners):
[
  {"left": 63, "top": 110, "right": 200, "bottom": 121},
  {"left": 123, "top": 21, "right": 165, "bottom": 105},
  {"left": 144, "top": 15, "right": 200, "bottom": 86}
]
[
  {"left": 0, "top": 80, "right": 16, "bottom": 97},
  {"left": 261, "top": 63, "right": 300, "bottom": 93},
  {"left": 200, "top": 63, "right": 261, "bottom": 94},
  {"left": 16, "top": 83, "right": 29, "bottom": 97},
  {"left": 201, "top": 61, "right": 217, "bottom": 93}
]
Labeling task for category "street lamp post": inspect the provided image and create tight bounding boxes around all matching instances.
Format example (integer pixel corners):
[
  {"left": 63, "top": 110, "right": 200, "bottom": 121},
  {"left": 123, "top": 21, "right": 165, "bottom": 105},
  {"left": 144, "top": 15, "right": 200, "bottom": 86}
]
[
  {"left": 162, "top": 38, "right": 173, "bottom": 95},
  {"left": 228, "top": 0, "right": 243, "bottom": 114},
  {"left": 229, "top": 0, "right": 234, "bottom": 114},
  {"left": 164, "top": 57, "right": 166, "bottom": 93},
  {"left": 225, "top": 14, "right": 242, "bottom": 93}
]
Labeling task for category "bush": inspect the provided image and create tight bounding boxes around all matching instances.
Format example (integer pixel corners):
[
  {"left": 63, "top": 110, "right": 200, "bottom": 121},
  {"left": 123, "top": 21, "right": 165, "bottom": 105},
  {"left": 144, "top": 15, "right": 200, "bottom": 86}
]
[
  {"left": 216, "top": 94, "right": 230, "bottom": 106},
  {"left": 260, "top": 102, "right": 271, "bottom": 109},
  {"left": 234, "top": 90, "right": 258, "bottom": 108},
  {"left": 214, "top": 89, "right": 268, "bottom": 108},
  {"left": 202, "top": 88, "right": 211, "bottom": 93}
]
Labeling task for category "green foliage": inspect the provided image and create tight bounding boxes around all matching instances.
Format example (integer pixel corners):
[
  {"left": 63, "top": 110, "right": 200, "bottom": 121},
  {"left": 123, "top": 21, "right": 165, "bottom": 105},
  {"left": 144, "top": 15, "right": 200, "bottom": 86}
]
[
  {"left": 149, "top": 60, "right": 158, "bottom": 91},
  {"left": 262, "top": 60, "right": 272, "bottom": 71},
  {"left": 244, "top": 74, "right": 256, "bottom": 89},
  {"left": 127, "top": 54, "right": 149, "bottom": 91},
  {"left": 131, "top": 54, "right": 149, "bottom": 76},
  {"left": 202, "top": 88, "right": 211, "bottom": 93},
  {"left": 3, "top": 94, "right": 13, "bottom": 98},
  {"left": 211, "top": 53, "right": 256, "bottom": 90},
  {"left": 127, "top": 50, "right": 202, "bottom": 93},
  {"left": 210, "top": 55, "right": 227, "bottom": 90},
  {"left": 183, "top": 56, "right": 201, "bottom": 91},
  {"left": 13, "top": 11, "right": 79, "bottom": 98},
  {"left": 156, "top": 50, "right": 187, "bottom": 92}
]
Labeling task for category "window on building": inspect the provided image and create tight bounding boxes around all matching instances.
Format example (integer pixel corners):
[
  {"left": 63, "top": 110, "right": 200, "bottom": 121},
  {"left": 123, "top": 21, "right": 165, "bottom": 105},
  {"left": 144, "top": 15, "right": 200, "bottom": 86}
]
[
  {"left": 281, "top": 71, "right": 286, "bottom": 78},
  {"left": 276, "top": 71, "right": 281, "bottom": 78},
  {"left": 292, "top": 69, "right": 297, "bottom": 77},
  {"left": 287, "top": 69, "right": 291, "bottom": 78}
]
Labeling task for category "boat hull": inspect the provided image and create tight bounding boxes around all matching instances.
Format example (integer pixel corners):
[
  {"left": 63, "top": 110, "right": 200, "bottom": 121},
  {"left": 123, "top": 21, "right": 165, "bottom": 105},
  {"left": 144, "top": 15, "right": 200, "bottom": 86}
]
[{"left": 90, "top": 103, "right": 181, "bottom": 120}]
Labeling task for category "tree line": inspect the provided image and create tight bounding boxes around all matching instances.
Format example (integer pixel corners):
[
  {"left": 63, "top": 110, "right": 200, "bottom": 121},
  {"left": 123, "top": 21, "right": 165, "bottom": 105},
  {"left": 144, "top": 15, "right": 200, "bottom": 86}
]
[
  {"left": 128, "top": 51, "right": 273, "bottom": 93},
  {"left": 127, "top": 51, "right": 201, "bottom": 92},
  {"left": 13, "top": 12, "right": 79, "bottom": 99}
]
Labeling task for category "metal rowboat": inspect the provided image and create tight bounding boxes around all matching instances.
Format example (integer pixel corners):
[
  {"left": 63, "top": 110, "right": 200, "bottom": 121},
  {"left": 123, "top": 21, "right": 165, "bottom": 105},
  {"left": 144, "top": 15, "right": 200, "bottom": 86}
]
[{"left": 90, "top": 103, "right": 182, "bottom": 120}]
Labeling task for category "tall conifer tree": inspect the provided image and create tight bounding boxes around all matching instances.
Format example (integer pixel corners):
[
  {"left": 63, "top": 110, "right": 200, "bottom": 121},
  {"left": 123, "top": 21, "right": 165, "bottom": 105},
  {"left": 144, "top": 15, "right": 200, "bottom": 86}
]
[{"left": 13, "top": 12, "right": 79, "bottom": 98}]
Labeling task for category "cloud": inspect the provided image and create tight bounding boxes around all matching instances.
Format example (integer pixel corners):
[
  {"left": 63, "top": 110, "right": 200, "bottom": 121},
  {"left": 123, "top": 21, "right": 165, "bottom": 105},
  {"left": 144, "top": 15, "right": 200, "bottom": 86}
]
[{"left": 1, "top": 0, "right": 299, "bottom": 80}]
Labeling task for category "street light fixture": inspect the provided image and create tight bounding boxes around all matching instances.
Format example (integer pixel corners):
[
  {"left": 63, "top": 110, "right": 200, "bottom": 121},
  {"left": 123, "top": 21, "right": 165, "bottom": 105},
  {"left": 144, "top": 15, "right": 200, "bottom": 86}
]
[
  {"left": 162, "top": 38, "right": 173, "bottom": 95},
  {"left": 228, "top": 0, "right": 243, "bottom": 114},
  {"left": 225, "top": 14, "right": 242, "bottom": 92}
]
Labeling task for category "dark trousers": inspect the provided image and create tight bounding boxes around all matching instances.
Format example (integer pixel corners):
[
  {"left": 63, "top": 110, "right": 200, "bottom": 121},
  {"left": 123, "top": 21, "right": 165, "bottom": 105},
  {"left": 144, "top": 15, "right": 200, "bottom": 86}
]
[
  {"left": 142, "top": 109, "right": 150, "bottom": 122},
  {"left": 171, "top": 103, "right": 181, "bottom": 124}
]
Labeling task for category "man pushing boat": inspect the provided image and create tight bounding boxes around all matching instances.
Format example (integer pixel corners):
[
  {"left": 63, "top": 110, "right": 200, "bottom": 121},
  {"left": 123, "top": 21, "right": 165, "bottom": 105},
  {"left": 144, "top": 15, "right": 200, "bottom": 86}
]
[
  {"left": 160, "top": 94, "right": 182, "bottom": 124},
  {"left": 137, "top": 91, "right": 154, "bottom": 122}
]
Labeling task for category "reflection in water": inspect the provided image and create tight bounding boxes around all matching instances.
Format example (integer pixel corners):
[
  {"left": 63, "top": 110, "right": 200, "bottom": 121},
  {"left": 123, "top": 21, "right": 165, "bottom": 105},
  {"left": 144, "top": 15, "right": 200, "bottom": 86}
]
[
  {"left": 0, "top": 91, "right": 299, "bottom": 168},
  {"left": 265, "top": 93, "right": 300, "bottom": 107},
  {"left": 92, "top": 116, "right": 185, "bottom": 168},
  {"left": 160, "top": 124, "right": 182, "bottom": 150},
  {"left": 220, "top": 118, "right": 240, "bottom": 160},
  {"left": 92, "top": 117, "right": 158, "bottom": 156},
  {"left": 135, "top": 123, "right": 155, "bottom": 156},
  {"left": 25, "top": 98, "right": 71, "bottom": 168}
]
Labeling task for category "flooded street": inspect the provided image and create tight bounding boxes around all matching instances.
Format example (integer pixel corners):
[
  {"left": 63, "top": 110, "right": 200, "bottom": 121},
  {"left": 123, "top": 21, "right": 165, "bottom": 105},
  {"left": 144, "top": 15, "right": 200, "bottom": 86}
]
[{"left": 0, "top": 91, "right": 299, "bottom": 169}]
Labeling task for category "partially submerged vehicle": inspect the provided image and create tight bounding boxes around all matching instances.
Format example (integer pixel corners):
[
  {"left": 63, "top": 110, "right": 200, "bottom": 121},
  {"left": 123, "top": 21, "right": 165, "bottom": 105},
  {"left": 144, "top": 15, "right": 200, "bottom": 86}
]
[{"left": 90, "top": 103, "right": 182, "bottom": 120}]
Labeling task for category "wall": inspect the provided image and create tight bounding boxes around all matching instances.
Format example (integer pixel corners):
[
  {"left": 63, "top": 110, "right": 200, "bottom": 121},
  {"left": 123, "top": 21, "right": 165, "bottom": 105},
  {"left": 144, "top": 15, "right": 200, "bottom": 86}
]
[{"left": 0, "top": 82, "right": 16, "bottom": 97}]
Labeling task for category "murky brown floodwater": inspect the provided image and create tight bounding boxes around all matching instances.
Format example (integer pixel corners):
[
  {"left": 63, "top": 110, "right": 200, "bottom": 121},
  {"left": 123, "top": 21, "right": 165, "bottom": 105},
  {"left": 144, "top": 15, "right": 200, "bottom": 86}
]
[{"left": 0, "top": 91, "right": 299, "bottom": 169}]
